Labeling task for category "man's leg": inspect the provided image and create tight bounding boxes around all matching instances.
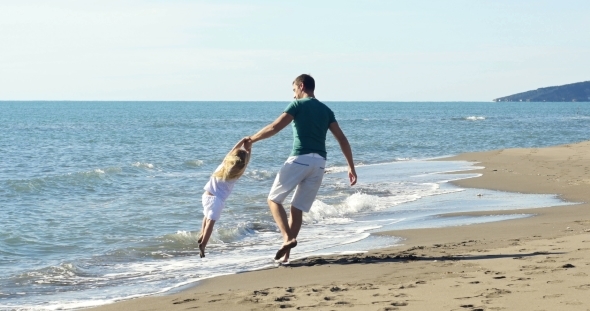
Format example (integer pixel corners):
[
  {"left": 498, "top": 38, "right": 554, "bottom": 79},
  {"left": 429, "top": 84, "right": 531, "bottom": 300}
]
[
  {"left": 281, "top": 206, "right": 303, "bottom": 262},
  {"left": 289, "top": 206, "right": 303, "bottom": 238},
  {"left": 267, "top": 199, "right": 296, "bottom": 243},
  {"left": 268, "top": 199, "right": 298, "bottom": 260}
]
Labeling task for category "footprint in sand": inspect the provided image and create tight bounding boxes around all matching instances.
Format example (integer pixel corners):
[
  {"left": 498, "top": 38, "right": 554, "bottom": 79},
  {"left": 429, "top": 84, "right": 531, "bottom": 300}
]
[
  {"left": 274, "top": 295, "right": 294, "bottom": 302},
  {"left": 574, "top": 284, "right": 590, "bottom": 290},
  {"left": 543, "top": 294, "right": 562, "bottom": 299},
  {"left": 253, "top": 290, "right": 269, "bottom": 296},
  {"left": 391, "top": 301, "right": 408, "bottom": 306},
  {"left": 564, "top": 301, "right": 584, "bottom": 306},
  {"left": 538, "top": 257, "right": 557, "bottom": 263},
  {"left": 572, "top": 272, "right": 588, "bottom": 277},
  {"left": 172, "top": 298, "right": 196, "bottom": 305},
  {"left": 334, "top": 301, "right": 351, "bottom": 306},
  {"left": 547, "top": 279, "right": 563, "bottom": 284},
  {"left": 507, "top": 283, "right": 530, "bottom": 288},
  {"left": 483, "top": 288, "right": 511, "bottom": 298},
  {"left": 277, "top": 303, "right": 294, "bottom": 308},
  {"left": 561, "top": 263, "right": 576, "bottom": 268}
]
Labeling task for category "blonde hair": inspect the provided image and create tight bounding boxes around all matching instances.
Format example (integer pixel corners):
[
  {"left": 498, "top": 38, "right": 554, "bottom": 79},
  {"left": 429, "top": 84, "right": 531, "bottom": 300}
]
[{"left": 212, "top": 149, "right": 250, "bottom": 180}]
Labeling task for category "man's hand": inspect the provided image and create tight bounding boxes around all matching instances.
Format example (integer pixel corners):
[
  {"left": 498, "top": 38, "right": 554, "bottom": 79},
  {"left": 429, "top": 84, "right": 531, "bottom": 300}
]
[
  {"left": 243, "top": 137, "right": 252, "bottom": 152},
  {"left": 348, "top": 168, "right": 357, "bottom": 186}
]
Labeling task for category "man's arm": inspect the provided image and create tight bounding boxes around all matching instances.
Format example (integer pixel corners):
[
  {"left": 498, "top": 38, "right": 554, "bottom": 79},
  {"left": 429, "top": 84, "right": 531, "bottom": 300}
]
[
  {"left": 329, "top": 122, "right": 357, "bottom": 186},
  {"left": 249, "top": 113, "right": 294, "bottom": 143}
]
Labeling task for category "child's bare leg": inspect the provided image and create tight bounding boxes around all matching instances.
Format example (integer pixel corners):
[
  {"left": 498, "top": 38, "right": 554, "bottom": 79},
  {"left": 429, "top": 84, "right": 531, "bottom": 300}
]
[
  {"left": 199, "top": 218, "right": 216, "bottom": 258},
  {"left": 198, "top": 217, "right": 207, "bottom": 244}
]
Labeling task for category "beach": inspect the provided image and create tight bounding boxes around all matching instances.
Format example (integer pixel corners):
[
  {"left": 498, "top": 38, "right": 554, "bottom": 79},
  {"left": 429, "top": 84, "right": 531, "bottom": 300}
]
[{"left": 86, "top": 141, "right": 590, "bottom": 311}]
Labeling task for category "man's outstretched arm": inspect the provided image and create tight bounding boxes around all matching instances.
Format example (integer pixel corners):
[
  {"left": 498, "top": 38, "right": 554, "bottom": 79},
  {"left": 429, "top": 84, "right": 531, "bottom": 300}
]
[
  {"left": 329, "top": 122, "right": 357, "bottom": 186},
  {"left": 249, "top": 113, "right": 294, "bottom": 143}
]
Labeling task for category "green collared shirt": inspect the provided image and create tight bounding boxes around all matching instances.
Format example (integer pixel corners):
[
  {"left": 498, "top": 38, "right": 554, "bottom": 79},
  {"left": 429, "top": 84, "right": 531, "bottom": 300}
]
[{"left": 284, "top": 97, "right": 336, "bottom": 159}]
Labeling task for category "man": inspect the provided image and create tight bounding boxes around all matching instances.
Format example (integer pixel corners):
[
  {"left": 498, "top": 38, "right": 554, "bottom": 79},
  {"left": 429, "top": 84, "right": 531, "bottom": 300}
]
[{"left": 248, "top": 74, "right": 357, "bottom": 262}]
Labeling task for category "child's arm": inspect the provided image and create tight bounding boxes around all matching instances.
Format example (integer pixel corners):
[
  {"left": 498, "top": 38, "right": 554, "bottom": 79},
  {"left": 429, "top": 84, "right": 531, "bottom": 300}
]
[{"left": 224, "top": 138, "right": 247, "bottom": 158}]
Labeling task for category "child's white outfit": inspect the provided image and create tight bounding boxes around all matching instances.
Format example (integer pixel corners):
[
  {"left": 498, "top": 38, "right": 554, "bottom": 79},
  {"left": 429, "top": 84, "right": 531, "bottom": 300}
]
[{"left": 202, "top": 165, "right": 238, "bottom": 221}]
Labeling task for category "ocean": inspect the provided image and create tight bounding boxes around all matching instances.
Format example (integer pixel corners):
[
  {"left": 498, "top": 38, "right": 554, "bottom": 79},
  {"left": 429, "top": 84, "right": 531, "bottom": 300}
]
[{"left": 1, "top": 101, "right": 588, "bottom": 310}]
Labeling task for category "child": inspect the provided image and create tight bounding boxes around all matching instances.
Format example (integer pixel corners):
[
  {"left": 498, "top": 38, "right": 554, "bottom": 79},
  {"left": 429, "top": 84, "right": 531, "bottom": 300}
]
[{"left": 197, "top": 138, "right": 251, "bottom": 258}]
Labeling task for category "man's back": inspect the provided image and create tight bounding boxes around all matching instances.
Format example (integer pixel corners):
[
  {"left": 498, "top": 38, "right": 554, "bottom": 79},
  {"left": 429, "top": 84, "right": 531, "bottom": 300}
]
[{"left": 284, "top": 97, "right": 336, "bottom": 159}]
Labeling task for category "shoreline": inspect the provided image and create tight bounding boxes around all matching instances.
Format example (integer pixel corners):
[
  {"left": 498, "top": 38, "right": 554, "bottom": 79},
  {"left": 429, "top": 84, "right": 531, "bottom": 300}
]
[{"left": 87, "top": 141, "right": 590, "bottom": 311}]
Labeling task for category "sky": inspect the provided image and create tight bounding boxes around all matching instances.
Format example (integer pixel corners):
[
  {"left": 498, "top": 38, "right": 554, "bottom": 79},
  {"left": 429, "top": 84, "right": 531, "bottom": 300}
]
[{"left": 1, "top": 0, "right": 589, "bottom": 101}]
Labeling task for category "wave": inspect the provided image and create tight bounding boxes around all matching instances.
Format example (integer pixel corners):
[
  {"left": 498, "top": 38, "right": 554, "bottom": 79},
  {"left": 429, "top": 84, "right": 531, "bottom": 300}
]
[
  {"left": 132, "top": 162, "right": 154, "bottom": 169},
  {"left": 4, "top": 261, "right": 104, "bottom": 297},
  {"left": 184, "top": 160, "right": 204, "bottom": 167},
  {"left": 4, "top": 167, "right": 121, "bottom": 194},
  {"left": 325, "top": 161, "right": 413, "bottom": 175},
  {"left": 304, "top": 178, "right": 463, "bottom": 224},
  {"left": 450, "top": 116, "right": 486, "bottom": 121},
  {"left": 325, "top": 163, "right": 368, "bottom": 174},
  {"left": 167, "top": 221, "right": 277, "bottom": 246},
  {"left": 243, "top": 169, "right": 276, "bottom": 181},
  {"left": 464, "top": 116, "right": 485, "bottom": 121},
  {"left": 568, "top": 115, "right": 590, "bottom": 120},
  {"left": 304, "top": 192, "right": 379, "bottom": 222}
]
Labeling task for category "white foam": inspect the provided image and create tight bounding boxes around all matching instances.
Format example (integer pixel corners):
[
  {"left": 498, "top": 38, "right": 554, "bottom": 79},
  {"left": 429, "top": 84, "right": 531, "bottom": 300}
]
[
  {"left": 304, "top": 192, "right": 391, "bottom": 223},
  {"left": 244, "top": 169, "right": 275, "bottom": 181},
  {"left": 465, "top": 116, "right": 485, "bottom": 121},
  {"left": 325, "top": 162, "right": 369, "bottom": 174},
  {"left": 185, "top": 160, "right": 204, "bottom": 167},
  {"left": 132, "top": 162, "right": 154, "bottom": 169}
]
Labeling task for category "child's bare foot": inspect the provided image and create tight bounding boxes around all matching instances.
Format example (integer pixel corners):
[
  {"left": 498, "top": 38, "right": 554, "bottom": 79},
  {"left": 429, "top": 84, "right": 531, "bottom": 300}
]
[{"left": 199, "top": 243, "right": 205, "bottom": 258}]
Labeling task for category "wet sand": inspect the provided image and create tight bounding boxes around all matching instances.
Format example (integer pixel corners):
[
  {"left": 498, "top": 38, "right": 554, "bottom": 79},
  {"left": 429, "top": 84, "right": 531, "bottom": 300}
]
[{"left": 88, "top": 141, "right": 590, "bottom": 311}]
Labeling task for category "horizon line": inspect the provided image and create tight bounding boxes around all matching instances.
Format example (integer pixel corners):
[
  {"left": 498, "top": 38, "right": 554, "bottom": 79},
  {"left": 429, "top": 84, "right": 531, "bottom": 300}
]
[{"left": 1, "top": 100, "right": 500, "bottom": 103}]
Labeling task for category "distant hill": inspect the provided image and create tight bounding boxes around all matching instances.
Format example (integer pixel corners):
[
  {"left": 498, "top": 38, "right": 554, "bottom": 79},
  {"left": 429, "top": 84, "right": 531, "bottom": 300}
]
[{"left": 494, "top": 81, "right": 590, "bottom": 102}]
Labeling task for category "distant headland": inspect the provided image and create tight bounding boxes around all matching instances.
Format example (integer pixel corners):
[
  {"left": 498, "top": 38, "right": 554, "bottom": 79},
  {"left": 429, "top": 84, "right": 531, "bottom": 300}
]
[{"left": 494, "top": 81, "right": 590, "bottom": 102}]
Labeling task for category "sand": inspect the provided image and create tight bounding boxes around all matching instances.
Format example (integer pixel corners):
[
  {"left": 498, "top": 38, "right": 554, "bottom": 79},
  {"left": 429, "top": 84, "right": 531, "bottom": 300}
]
[{"left": 87, "top": 141, "right": 590, "bottom": 311}]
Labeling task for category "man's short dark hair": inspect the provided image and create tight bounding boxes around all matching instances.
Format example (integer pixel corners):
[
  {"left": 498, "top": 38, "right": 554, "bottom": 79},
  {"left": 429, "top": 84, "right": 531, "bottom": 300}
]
[{"left": 293, "top": 74, "right": 315, "bottom": 92}]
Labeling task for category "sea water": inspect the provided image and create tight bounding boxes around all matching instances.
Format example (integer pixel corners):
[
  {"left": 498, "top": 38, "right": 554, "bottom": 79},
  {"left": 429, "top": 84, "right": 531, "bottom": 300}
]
[{"left": 1, "top": 101, "right": 588, "bottom": 310}]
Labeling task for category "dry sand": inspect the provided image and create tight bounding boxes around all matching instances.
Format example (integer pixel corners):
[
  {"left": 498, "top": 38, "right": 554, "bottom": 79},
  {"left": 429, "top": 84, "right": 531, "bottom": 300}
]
[{"left": 88, "top": 141, "right": 590, "bottom": 311}]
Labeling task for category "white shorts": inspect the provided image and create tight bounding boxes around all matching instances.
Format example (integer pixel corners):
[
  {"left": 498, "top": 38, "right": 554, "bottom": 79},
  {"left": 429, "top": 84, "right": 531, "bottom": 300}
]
[
  {"left": 202, "top": 193, "right": 225, "bottom": 221},
  {"left": 268, "top": 154, "right": 326, "bottom": 213}
]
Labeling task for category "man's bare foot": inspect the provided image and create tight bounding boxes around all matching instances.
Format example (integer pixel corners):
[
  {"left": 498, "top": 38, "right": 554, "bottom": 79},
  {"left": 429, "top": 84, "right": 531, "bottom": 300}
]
[
  {"left": 274, "top": 239, "right": 297, "bottom": 260},
  {"left": 279, "top": 249, "right": 291, "bottom": 262}
]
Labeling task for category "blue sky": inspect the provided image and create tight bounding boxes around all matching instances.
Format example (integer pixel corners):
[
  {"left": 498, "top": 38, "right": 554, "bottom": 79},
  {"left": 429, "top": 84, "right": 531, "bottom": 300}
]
[{"left": 1, "top": 0, "right": 589, "bottom": 101}]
